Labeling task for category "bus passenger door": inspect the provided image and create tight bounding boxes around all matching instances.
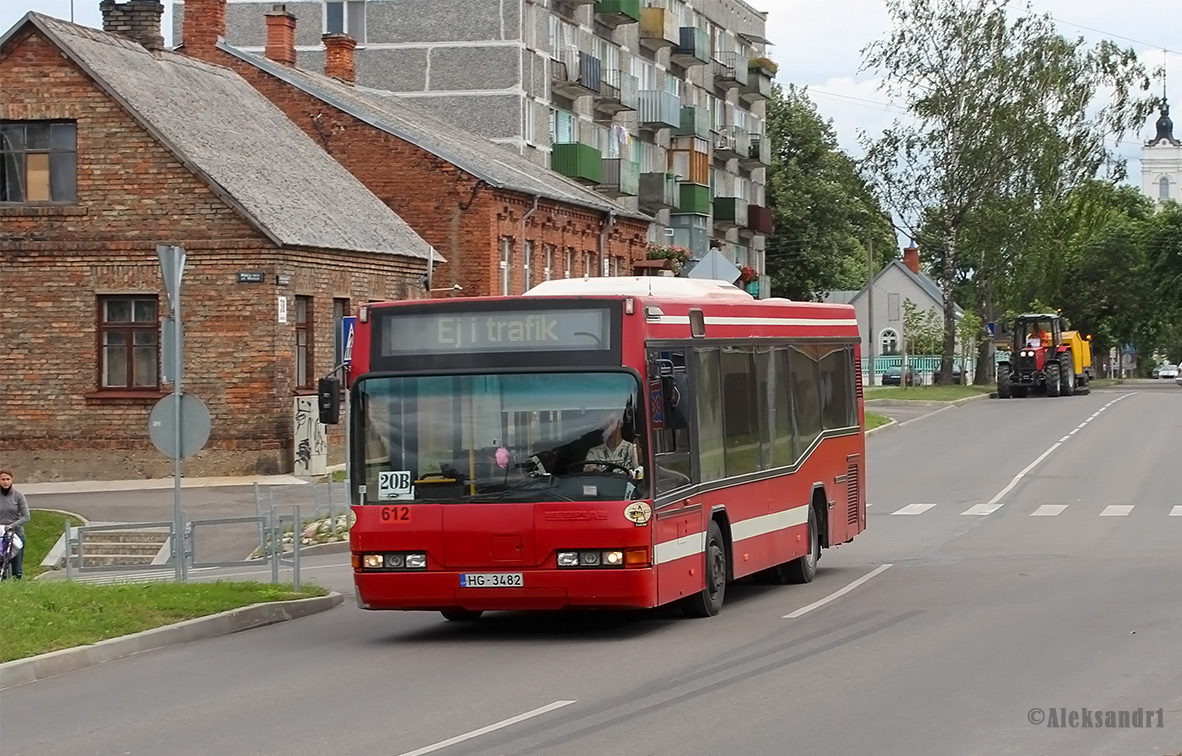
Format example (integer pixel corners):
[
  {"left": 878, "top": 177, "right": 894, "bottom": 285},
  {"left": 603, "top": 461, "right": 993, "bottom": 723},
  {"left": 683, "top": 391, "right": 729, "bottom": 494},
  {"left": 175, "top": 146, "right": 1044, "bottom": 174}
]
[{"left": 655, "top": 498, "right": 705, "bottom": 606}]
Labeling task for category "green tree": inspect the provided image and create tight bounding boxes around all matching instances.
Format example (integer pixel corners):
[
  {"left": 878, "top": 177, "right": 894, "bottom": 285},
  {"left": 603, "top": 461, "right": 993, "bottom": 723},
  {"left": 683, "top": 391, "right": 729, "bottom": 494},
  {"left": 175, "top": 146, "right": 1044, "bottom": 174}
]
[
  {"left": 764, "top": 84, "right": 896, "bottom": 300},
  {"left": 860, "top": 0, "right": 1156, "bottom": 383}
]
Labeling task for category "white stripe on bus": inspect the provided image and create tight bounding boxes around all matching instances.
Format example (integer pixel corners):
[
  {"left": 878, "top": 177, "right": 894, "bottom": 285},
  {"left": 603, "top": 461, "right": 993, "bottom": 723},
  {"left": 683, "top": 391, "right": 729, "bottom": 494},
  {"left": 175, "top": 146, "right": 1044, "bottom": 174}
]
[
  {"left": 654, "top": 506, "right": 811, "bottom": 564},
  {"left": 730, "top": 505, "right": 809, "bottom": 542},
  {"left": 657, "top": 316, "right": 859, "bottom": 328},
  {"left": 654, "top": 531, "right": 705, "bottom": 564}
]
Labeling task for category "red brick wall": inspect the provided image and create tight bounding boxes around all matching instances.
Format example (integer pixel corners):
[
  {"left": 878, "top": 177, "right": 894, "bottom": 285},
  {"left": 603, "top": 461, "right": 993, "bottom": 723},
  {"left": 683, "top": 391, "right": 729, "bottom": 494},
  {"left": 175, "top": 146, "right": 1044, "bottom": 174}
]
[
  {"left": 186, "top": 45, "right": 650, "bottom": 297},
  {"left": 0, "top": 26, "right": 426, "bottom": 481}
]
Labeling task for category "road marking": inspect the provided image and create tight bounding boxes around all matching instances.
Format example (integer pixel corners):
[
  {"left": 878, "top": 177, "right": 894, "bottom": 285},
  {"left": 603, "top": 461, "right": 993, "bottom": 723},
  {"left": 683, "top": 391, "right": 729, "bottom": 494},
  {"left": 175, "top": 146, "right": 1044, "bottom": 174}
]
[
  {"left": 396, "top": 700, "right": 576, "bottom": 756},
  {"left": 1170, "top": 506, "right": 1182, "bottom": 517},
  {"left": 891, "top": 503, "right": 937, "bottom": 516},
  {"left": 1031, "top": 504, "right": 1069, "bottom": 517},
  {"left": 1100, "top": 505, "right": 1134, "bottom": 517},
  {"left": 1058, "top": 435, "right": 1071, "bottom": 443},
  {"left": 963, "top": 394, "right": 1130, "bottom": 517},
  {"left": 783, "top": 564, "right": 893, "bottom": 619}
]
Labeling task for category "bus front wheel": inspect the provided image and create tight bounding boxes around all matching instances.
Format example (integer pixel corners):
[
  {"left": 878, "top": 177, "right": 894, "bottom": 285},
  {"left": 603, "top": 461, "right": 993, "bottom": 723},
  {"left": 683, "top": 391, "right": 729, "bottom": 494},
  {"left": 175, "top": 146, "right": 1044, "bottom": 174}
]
[{"left": 684, "top": 520, "right": 727, "bottom": 618}]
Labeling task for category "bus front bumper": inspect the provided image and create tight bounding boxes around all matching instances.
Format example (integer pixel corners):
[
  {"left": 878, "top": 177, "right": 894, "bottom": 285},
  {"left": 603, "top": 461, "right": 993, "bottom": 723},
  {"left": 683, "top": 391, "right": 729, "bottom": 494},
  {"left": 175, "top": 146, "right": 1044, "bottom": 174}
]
[{"left": 354, "top": 568, "right": 657, "bottom": 612}]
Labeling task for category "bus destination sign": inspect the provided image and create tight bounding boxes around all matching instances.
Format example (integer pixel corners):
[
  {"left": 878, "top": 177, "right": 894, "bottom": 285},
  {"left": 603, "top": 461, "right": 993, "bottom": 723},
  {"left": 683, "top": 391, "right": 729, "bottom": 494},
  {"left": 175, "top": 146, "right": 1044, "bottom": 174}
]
[{"left": 381, "top": 308, "right": 611, "bottom": 355}]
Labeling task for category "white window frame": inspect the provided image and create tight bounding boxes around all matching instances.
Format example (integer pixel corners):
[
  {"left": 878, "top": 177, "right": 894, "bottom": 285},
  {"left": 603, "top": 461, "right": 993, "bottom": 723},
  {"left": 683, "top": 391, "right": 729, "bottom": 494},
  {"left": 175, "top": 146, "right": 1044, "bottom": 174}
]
[
  {"left": 500, "top": 237, "right": 512, "bottom": 295},
  {"left": 1160, "top": 176, "right": 1171, "bottom": 199},
  {"left": 523, "top": 240, "right": 534, "bottom": 291},
  {"left": 323, "top": 0, "right": 366, "bottom": 43},
  {"left": 880, "top": 328, "right": 900, "bottom": 356},
  {"left": 565, "top": 248, "right": 574, "bottom": 278},
  {"left": 544, "top": 245, "right": 554, "bottom": 281}
]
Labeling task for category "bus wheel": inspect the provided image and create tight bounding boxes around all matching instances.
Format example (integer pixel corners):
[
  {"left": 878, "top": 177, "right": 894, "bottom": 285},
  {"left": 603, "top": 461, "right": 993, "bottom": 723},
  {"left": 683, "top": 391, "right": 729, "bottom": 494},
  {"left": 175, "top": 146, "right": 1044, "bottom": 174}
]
[
  {"left": 784, "top": 506, "right": 819, "bottom": 584},
  {"left": 441, "top": 609, "right": 484, "bottom": 622},
  {"left": 684, "top": 520, "right": 727, "bottom": 617}
]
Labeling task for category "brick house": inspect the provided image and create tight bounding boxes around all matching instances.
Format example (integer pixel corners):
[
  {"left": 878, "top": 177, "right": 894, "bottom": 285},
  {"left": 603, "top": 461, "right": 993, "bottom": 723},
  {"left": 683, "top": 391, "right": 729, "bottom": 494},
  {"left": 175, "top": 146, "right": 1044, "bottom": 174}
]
[
  {"left": 176, "top": 0, "right": 651, "bottom": 296},
  {"left": 0, "top": 10, "right": 439, "bottom": 481}
]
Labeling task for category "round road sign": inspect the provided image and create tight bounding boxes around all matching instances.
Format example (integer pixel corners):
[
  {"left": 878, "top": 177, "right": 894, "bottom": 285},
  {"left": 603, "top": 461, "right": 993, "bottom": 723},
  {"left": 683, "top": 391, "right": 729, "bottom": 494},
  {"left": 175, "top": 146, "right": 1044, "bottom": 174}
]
[{"left": 149, "top": 393, "right": 212, "bottom": 460}]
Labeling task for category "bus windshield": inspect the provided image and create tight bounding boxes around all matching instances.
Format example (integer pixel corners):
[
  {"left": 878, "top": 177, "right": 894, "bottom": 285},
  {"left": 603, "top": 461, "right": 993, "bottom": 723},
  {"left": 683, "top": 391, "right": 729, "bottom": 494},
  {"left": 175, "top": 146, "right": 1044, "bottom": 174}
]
[{"left": 354, "top": 372, "right": 646, "bottom": 504}]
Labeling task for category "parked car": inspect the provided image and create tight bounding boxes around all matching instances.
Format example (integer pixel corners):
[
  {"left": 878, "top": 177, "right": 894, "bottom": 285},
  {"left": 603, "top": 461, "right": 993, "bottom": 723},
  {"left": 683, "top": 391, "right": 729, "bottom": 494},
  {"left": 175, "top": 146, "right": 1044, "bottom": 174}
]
[
  {"left": 882, "top": 365, "right": 916, "bottom": 386},
  {"left": 933, "top": 364, "right": 963, "bottom": 384},
  {"left": 1159, "top": 364, "right": 1180, "bottom": 380},
  {"left": 1152, "top": 365, "right": 1163, "bottom": 379}
]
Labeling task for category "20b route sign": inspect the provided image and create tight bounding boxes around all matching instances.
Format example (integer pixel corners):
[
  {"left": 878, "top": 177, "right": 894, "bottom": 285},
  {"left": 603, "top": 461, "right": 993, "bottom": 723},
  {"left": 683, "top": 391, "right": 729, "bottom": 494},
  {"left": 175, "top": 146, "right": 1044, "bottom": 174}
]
[{"left": 378, "top": 470, "right": 414, "bottom": 501}]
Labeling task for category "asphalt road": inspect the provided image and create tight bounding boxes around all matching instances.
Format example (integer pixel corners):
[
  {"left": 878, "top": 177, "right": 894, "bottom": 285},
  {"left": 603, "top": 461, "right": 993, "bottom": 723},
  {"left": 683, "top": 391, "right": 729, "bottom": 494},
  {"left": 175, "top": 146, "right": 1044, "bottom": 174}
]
[{"left": 4, "top": 384, "right": 1181, "bottom": 756}]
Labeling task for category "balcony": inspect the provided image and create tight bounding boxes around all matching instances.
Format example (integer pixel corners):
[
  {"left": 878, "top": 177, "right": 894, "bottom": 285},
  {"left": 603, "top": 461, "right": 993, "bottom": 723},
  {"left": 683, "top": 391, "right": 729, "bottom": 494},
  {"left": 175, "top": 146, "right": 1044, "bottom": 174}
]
[
  {"left": 669, "top": 136, "right": 710, "bottom": 184},
  {"left": 740, "top": 132, "right": 772, "bottom": 169},
  {"left": 552, "top": 142, "right": 603, "bottom": 185},
  {"left": 671, "top": 27, "right": 710, "bottom": 67},
  {"left": 674, "top": 182, "right": 711, "bottom": 215},
  {"left": 714, "top": 196, "right": 749, "bottom": 229},
  {"left": 673, "top": 105, "right": 710, "bottom": 139},
  {"left": 639, "top": 172, "right": 678, "bottom": 212},
  {"left": 637, "top": 90, "right": 680, "bottom": 130},
  {"left": 558, "top": 0, "right": 596, "bottom": 4},
  {"left": 594, "top": 0, "right": 641, "bottom": 27},
  {"left": 598, "top": 157, "right": 640, "bottom": 198},
  {"left": 712, "top": 52, "right": 748, "bottom": 89},
  {"left": 551, "top": 49, "right": 601, "bottom": 100},
  {"left": 594, "top": 69, "right": 638, "bottom": 115},
  {"left": 714, "top": 126, "right": 749, "bottom": 161},
  {"left": 741, "top": 69, "right": 773, "bottom": 103},
  {"left": 639, "top": 7, "right": 677, "bottom": 50},
  {"left": 746, "top": 204, "right": 774, "bottom": 234}
]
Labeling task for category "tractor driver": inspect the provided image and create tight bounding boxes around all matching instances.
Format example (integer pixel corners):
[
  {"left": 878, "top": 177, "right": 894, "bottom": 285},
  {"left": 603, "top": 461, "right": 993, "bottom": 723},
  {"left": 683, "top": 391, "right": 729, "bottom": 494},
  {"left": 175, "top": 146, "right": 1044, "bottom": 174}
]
[{"left": 1027, "top": 323, "right": 1049, "bottom": 348}]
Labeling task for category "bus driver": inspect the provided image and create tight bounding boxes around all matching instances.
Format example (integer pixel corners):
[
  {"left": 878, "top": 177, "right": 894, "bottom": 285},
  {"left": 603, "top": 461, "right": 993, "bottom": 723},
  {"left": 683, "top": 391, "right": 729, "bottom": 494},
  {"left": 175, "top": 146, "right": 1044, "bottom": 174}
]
[{"left": 584, "top": 412, "right": 640, "bottom": 475}]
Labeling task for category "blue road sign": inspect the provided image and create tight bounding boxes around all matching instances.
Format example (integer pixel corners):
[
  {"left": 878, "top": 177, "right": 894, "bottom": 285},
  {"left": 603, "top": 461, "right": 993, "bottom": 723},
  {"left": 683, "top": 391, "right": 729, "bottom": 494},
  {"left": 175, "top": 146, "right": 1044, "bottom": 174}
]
[{"left": 340, "top": 316, "right": 356, "bottom": 367}]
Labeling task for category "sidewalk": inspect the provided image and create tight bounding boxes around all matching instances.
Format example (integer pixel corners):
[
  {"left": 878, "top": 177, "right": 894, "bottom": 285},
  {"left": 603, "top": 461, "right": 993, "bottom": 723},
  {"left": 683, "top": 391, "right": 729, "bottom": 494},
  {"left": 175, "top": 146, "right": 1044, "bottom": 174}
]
[{"left": 21, "top": 474, "right": 311, "bottom": 496}]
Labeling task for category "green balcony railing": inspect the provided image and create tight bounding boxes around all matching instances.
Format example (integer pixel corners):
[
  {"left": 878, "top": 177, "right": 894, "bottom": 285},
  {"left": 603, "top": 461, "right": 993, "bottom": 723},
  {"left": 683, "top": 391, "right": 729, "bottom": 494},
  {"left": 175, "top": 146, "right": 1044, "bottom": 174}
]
[
  {"left": 595, "top": 0, "right": 641, "bottom": 27},
  {"left": 599, "top": 158, "right": 640, "bottom": 198},
  {"left": 674, "top": 182, "right": 711, "bottom": 215},
  {"left": 672, "top": 27, "right": 710, "bottom": 67},
  {"left": 713, "top": 196, "right": 748, "bottom": 227},
  {"left": 552, "top": 142, "right": 603, "bottom": 185},
  {"left": 674, "top": 106, "right": 711, "bottom": 139}
]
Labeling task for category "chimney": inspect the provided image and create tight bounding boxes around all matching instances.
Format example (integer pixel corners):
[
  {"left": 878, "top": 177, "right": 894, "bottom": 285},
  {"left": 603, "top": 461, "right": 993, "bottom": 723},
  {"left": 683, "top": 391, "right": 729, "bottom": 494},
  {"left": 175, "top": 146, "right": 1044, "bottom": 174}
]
[
  {"left": 264, "top": 5, "right": 297, "bottom": 67},
  {"left": 903, "top": 245, "right": 920, "bottom": 275},
  {"left": 183, "top": 0, "right": 227, "bottom": 58},
  {"left": 100, "top": 0, "right": 165, "bottom": 53},
  {"left": 323, "top": 33, "right": 357, "bottom": 84}
]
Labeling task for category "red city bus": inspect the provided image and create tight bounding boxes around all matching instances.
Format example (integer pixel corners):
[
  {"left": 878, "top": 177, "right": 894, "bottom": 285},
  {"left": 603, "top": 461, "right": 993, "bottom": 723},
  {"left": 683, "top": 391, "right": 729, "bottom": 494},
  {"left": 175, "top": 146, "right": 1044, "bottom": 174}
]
[{"left": 326, "top": 277, "right": 866, "bottom": 620}]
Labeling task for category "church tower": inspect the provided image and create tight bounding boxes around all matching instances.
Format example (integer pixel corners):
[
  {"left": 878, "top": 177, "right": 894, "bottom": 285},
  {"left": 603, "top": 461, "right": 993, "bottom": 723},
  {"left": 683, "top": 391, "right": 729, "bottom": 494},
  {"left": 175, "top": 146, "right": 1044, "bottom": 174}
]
[{"left": 1142, "top": 95, "right": 1182, "bottom": 206}]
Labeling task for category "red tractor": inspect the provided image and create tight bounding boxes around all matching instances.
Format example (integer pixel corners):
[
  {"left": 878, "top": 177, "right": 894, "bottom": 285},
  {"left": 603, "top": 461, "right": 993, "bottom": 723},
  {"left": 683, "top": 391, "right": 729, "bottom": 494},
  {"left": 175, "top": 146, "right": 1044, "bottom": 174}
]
[{"left": 997, "top": 314, "right": 1093, "bottom": 398}]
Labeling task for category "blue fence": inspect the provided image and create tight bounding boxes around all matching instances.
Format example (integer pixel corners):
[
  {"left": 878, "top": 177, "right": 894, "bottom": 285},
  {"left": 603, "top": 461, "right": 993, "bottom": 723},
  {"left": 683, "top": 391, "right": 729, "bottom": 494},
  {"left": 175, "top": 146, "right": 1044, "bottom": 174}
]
[{"left": 863, "top": 355, "right": 977, "bottom": 386}]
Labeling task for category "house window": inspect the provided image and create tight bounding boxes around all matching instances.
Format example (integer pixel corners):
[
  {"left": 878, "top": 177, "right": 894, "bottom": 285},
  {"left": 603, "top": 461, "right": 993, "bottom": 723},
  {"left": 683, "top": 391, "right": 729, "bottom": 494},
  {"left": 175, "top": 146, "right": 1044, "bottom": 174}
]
[
  {"left": 583, "top": 251, "right": 594, "bottom": 277},
  {"left": 880, "top": 328, "right": 900, "bottom": 356},
  {"left": 564, "top": 247, "right": 574, "bottom": 278},
  {"left": 523, "top": 240, "right": 534, "bottom": 291},
  {"left": 325, "top": 0, "right": 365, "bottom": 42},
  {"left": 500, "top": 237, "right": 513, "bottom": 295},
  {"left": 295, "top": 296, "right": 313, "bottom": 388},
  {"left": 0, "top": 120, "right": 77, "bottom": 203},
  {"left": 333, "top": 297, "right": 350, "bottom": 367},
  {"left": 551, "top": 108, "right": 578, "bottom": 144},
  {"left": 99, "top": 296, "right": 158, "bottom": 389},
  {"left": 544, "top": 244, "right": 554, "bottom": 281},
  {"left": 1160, "top": 176, "right": 1171, "bottom": 200}
]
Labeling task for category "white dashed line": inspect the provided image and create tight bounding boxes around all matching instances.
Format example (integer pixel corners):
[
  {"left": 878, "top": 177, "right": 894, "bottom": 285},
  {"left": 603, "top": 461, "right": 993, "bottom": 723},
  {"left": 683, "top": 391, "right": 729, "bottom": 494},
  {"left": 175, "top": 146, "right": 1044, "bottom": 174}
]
[
  {"left": 1171, "top": 506, "right": 1182, "bottom": 517},
  {"left": 1031, "top": 504, "right": 1069, "bottom": 517},
  {"left": 892, "top": 503, "right": 938, "bottom": 516},
  {"left": 1099, "top": 505, "right": 1134, "bottom": 517},
  {"left": 784, "top": 564, "right": 893, "bottom": 619},
  {"left": 396, "top": 701, "right": 577, "bottom": 756}
]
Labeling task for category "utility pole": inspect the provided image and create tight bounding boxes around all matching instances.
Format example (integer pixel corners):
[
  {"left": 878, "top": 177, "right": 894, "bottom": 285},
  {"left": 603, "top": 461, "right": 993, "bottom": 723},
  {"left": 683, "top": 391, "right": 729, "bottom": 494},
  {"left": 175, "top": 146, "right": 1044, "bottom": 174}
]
[{"left": 866, "top": 237, "right": 875, "bottom": 387}]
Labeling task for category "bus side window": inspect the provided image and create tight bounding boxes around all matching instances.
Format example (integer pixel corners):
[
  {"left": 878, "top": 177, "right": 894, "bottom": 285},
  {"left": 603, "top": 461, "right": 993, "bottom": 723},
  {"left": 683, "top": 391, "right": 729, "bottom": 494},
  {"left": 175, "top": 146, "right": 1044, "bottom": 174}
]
[{"left": 649, "top": 350, "right": 693, "bottom": 495}]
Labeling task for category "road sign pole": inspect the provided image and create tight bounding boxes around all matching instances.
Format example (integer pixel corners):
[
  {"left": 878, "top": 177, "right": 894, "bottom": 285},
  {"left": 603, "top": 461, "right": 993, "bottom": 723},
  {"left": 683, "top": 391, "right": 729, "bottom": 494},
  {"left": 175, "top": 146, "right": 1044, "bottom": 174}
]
[{"left": 159, "top": 244, "right": 187, "bottom": 582}]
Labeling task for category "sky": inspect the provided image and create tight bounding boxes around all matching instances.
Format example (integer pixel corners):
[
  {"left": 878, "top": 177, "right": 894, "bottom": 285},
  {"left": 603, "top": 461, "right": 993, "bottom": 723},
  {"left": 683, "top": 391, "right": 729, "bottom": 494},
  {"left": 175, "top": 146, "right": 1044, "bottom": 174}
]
[{"left": 3, "top": 0, "right": 1180, "bottom": 188}]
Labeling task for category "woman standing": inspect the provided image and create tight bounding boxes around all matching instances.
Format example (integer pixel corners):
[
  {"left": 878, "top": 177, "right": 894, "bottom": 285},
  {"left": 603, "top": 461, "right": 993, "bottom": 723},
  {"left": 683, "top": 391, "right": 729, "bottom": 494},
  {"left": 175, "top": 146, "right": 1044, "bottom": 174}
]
[{"left": 0, "top": 469, "right": 31, "bottom": 580}]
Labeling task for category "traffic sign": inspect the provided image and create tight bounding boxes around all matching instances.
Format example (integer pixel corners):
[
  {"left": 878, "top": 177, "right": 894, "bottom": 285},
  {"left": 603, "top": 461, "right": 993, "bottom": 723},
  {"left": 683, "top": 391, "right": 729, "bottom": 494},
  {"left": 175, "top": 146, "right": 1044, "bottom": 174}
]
[
  {"left": 987, "top": 321, "right": 996, "bottom": 337},
  {"left": 149, "top": 393, "right": 211, "bottom": 460},
  {"left": 340, "top": 315, "right": 356, "bottom": 367}
]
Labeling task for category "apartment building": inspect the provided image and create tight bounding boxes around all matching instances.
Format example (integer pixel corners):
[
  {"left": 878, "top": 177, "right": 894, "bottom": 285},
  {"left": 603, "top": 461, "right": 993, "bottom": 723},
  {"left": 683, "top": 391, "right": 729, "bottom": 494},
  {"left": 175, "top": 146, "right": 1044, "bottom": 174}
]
[{"left": 202, "top": 0, "right": 776, "bottom": 294}]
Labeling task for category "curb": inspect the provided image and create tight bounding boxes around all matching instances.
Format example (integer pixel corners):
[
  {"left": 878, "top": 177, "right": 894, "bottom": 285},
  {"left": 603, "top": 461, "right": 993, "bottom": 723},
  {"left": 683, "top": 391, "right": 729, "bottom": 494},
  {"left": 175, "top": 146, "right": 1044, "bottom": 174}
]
[
  {"left": 0, "top": 591, "right": 344, "bottom": 690},
  {"left": 864, "top": 418, "right": 899, "bottom": 438},
  {"left": 865, "top": 393, "right": 993, "bottom": 409}
]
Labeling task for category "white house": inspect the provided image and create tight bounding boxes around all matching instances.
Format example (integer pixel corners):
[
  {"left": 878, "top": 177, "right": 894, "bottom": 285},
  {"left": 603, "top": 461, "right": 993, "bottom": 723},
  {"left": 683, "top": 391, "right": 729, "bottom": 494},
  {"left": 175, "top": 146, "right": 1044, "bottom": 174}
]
[
  {"left": 1141, "top": 97, "right": 1181, "bottom": 206},
  {"left": 824, "top": 246, "right": 963, "bottom": 384}
]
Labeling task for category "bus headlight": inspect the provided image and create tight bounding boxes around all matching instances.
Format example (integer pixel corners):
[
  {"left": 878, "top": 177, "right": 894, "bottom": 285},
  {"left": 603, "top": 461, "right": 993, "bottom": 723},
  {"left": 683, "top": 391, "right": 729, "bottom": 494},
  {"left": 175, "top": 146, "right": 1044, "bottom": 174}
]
[
  {"left": 557, "top": 551, "right": 580, "bottom": 567},
  {"left": 405, "top": 553, "right": 427, "bottom": 569},
  {"left": 580, "top": 551, "right": 601, "bottom": 566},
  {"left": 602, "top": 550, "right": 624, "bottom": 566},
  {"left": 385, "top": 554, "right": 405, "bottom": 568},
  {"left": 363, "top": 554, "right": 384, "bottom": 569}
]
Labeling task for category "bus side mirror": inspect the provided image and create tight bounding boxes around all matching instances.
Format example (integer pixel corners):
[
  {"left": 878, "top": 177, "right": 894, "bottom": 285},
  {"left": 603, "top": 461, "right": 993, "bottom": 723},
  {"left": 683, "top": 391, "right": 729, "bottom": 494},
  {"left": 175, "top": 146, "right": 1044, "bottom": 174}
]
[
  {"left": 318, "top": 377, "right": 341, "bottom": 425},
  {"left": 661, "top": 375, "right": 689, "bottom": 430}
]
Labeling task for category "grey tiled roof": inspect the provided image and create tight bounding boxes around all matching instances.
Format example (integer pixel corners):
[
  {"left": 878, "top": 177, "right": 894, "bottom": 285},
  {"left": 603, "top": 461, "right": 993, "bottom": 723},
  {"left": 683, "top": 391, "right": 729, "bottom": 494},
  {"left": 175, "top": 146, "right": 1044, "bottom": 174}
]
[
  {"left": 14, "top": 13, "right": 438, "bottom": 261},
  {"left": 218, "top": 43, "right": 651, "bottom": 222},
  {"left": 884, "top": 260, "right": 963, "bottom": 315}
]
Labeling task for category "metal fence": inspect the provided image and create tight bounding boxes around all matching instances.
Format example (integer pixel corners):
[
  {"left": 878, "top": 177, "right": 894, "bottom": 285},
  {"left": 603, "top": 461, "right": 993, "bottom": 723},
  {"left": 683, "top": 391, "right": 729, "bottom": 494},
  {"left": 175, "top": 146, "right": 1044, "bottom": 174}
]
[{"left": 57, "top": 479, "right": 353, "bottom": 586}]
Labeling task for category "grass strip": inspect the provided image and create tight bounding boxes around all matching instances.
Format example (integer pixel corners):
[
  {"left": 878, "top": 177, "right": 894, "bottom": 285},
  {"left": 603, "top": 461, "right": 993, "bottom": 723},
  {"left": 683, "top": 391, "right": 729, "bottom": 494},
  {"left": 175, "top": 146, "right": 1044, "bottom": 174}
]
[
  {"left": 0, "top": 580, "right": 328, "bottom": 662},
  {"left": 865, "top": 385, "right": 994, "bottom": 402},
  {"left": 865, "top": 412, "right": 891, "bottom": 431}
]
